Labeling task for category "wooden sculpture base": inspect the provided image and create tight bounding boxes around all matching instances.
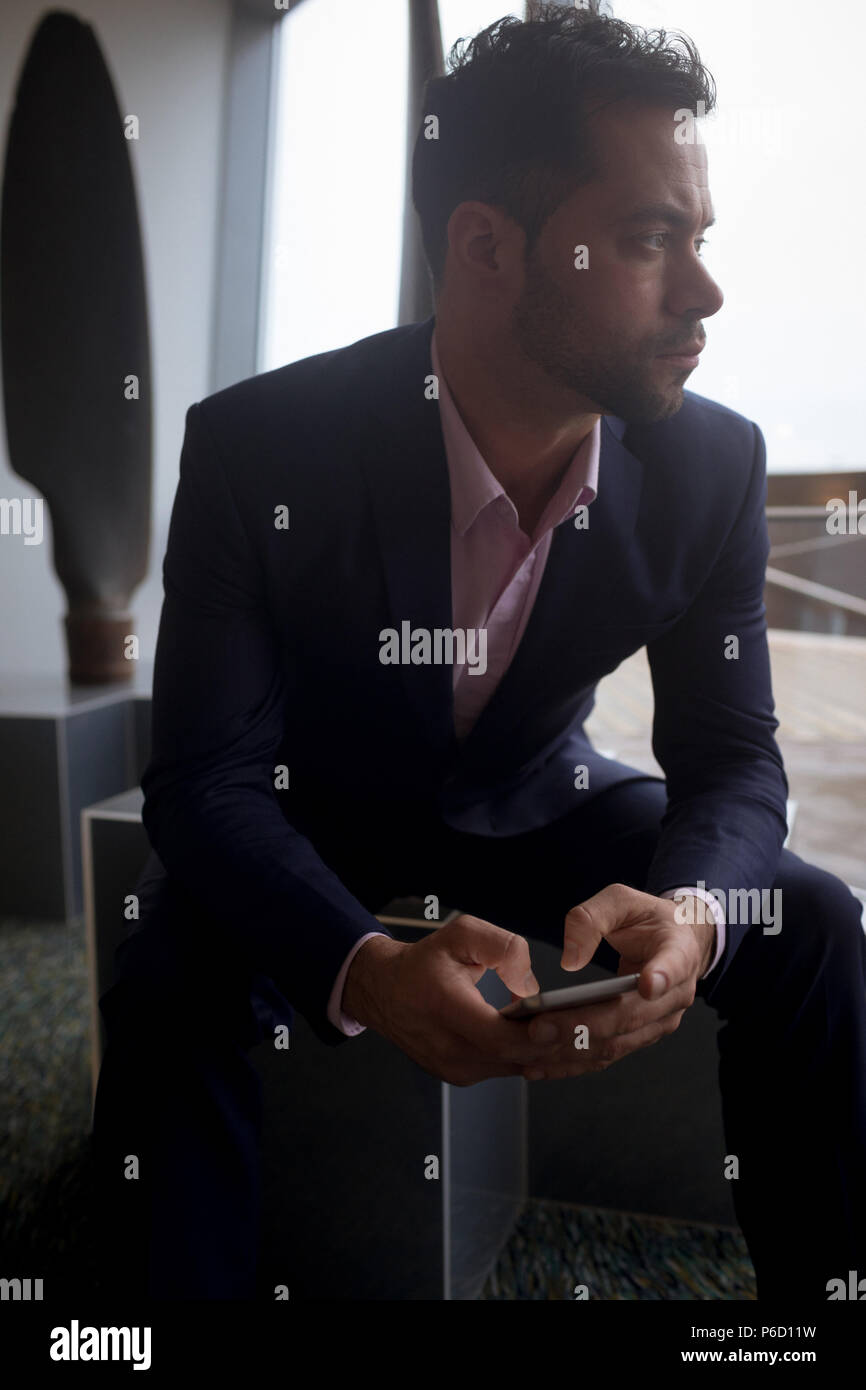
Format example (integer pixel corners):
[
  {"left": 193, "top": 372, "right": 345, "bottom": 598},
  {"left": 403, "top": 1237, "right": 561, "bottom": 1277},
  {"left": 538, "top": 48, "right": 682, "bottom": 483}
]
[{"left": 64, "top": 611, "right": 136, "bottom": 684}]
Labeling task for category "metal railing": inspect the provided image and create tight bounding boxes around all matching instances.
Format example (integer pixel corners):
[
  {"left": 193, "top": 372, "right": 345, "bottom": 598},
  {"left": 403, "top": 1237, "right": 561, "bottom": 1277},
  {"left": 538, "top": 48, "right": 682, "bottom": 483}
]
[{"left": 764, "top": 504, "right": 866, "bottom": 625}]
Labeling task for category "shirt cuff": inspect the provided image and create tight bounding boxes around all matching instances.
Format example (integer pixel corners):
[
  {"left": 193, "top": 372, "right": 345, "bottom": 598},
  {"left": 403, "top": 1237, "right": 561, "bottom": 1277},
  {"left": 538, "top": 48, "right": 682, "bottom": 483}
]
[
  {"left": 659, "top": 887, "right": 726, "bottom": 978},
  {"left": 326, "top": 931, "right": 390, "bottom": 1036}
]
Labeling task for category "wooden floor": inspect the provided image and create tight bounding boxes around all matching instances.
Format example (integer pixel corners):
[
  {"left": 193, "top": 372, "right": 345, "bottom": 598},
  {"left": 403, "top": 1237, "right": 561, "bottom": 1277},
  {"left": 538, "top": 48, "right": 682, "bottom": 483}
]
[{"left": 585, "top": 630, "right": 866, "bottom": 892}]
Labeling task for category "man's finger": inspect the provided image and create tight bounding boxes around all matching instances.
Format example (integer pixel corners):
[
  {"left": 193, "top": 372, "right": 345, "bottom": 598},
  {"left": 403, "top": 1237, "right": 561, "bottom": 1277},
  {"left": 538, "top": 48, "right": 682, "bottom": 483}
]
[
  {"left": 441, "top": 915, "right": 539, "bottom": 997},
  {"left": 562, "top": 882, "right": 691, "bottom": 975},
  {"left": 561, "top": 903, "right": 603, "bottom": 970},
  {"left": 562, "top": 882, "right": 653, "bottom": 969},
  {"left": 522, "top": 1005, "right": 690, "bottom": 1080}
]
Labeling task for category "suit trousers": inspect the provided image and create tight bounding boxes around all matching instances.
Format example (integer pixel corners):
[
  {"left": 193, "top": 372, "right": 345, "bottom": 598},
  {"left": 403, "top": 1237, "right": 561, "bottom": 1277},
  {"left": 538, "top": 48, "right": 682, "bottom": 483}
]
[{"left": 91, "top": 773, "right": 866, "bottom": 1301}]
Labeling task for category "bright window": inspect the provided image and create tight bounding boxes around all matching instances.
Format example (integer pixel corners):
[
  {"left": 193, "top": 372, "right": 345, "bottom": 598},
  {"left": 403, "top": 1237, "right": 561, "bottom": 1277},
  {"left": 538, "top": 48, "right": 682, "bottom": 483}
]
[
  {"left": 260, "top": 0, "right": 865, "bottom": 474},
  {"left": 260, "top": 2, "right": 521, "bottom": 368}
]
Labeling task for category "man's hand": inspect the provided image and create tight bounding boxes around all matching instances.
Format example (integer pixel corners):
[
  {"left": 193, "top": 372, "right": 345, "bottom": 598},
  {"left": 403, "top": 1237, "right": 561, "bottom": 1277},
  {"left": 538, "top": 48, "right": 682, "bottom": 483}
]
[
  {"left": 516, "top": 883, "right": 714, "bottom": 1082},
  {"left": 343, "top": 915, "right": 563, "bottom": 1086},
  {"left": 341, "top": 889, "right": 712, "bottom": 1087}
]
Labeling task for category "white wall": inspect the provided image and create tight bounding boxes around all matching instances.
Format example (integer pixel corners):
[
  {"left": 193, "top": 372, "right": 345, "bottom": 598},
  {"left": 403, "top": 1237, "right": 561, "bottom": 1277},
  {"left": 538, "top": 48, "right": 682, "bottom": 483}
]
[{"left": 0, "top": 0, "right": 232, "bottom": 676}]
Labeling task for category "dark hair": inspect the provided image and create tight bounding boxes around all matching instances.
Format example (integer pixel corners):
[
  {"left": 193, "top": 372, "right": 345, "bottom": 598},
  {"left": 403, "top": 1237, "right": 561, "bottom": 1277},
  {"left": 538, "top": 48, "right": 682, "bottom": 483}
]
[{"left": 411, "top": 0, "right": 716, "bottom": 290}]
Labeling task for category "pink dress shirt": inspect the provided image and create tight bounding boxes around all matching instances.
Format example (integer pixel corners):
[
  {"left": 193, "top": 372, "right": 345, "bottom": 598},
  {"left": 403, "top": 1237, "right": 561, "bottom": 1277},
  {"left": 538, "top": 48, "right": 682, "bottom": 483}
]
[{"left": 326, "top": 330, "right": 725, "bottom": 1034}]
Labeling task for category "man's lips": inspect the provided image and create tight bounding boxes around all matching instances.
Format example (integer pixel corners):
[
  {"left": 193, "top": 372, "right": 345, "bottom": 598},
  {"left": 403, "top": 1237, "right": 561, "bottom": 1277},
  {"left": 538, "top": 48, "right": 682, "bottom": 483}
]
[
  {"left": 656, "top": 341, "right": 705, "bottom": 368},
  {"left": 657, "top": 341, "right": 705, "bottom": 357}
]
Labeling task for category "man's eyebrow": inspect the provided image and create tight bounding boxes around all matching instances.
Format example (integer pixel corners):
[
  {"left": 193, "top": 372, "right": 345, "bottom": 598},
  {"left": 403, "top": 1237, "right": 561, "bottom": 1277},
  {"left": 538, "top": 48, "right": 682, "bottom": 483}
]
[{"left": 616, "top": 203, "right": 716, "bottom": 230}]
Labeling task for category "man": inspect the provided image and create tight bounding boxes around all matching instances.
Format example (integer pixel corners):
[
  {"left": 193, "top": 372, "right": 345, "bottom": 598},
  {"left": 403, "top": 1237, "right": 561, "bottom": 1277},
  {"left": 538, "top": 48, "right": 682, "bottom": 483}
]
[{"left": 93, "top": 5, "right": 866, "bottom": 1302}]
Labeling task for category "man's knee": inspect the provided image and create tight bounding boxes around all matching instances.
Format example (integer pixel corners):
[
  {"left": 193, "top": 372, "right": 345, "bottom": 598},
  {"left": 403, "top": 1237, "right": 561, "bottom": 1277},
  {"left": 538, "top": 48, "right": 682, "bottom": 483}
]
[
  {"left": 704, "top": 857, "right": 865, "bottom": 1016},
  {"left": 99, "top": 932, "right": 262, "bottom": 1058},
  {"left": 774, "top": 857, "right": 865, "bottom": 966}
]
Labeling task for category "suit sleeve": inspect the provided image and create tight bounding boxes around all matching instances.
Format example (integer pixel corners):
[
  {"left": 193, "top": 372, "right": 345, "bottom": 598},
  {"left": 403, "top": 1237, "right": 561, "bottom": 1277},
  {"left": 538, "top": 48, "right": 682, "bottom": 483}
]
[
  {"left": 140, "top": 401, "right": 393, "bottom": 1044},
  {"left": 642, "top": 420, "right": 789, "bottom": 983}
]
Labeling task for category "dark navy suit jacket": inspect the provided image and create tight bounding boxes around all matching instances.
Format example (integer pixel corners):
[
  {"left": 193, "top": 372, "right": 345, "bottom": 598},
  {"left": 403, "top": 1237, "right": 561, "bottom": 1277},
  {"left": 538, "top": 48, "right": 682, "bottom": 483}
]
[{"left": 137, "top": 315, "right": 789, "bottom": 1044}]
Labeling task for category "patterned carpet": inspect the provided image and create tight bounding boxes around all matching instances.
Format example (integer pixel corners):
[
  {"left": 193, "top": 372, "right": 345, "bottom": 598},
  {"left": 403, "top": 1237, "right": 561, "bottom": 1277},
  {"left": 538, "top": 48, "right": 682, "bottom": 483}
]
[
  {"left": 0, "top": 917, "right": 92, "bottom": 1217},
  {"left": 481, "top": 1201, "right": 754, "bottom": 1300},
  {"left": 1, "top": 914, "right": 755, "bottom": 1300}
]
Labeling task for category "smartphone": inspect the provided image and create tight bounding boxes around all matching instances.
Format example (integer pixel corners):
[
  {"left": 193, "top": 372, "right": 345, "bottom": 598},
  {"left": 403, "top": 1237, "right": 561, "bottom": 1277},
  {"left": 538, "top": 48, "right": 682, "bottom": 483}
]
[{"left": 499, "top": 972, "right": 641, "bottom": 1019}]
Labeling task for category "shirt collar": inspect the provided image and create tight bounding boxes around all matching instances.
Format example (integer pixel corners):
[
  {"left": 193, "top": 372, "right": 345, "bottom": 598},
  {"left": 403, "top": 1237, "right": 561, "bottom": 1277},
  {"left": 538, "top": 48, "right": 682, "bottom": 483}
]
[{"left": 431, "top": 327, "right": 599, "bottom": 541}]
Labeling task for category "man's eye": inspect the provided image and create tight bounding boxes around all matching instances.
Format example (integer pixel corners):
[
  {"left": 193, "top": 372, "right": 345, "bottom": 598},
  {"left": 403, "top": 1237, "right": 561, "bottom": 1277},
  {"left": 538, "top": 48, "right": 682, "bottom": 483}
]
[{"left": 639, "top": 233, "right": 710, "bottom": 255}]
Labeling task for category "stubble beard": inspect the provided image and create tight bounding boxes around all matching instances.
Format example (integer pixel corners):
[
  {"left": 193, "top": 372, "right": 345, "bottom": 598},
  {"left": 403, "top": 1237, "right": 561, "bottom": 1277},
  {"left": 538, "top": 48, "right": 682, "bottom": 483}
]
[{"left": 510, "top": 250, "right": 687, "bottom": 425}]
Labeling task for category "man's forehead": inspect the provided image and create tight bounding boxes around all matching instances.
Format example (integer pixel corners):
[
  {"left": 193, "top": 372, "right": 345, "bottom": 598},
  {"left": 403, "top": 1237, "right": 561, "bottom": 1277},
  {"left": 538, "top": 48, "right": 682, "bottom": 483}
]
[
  {"left": 578, "top": 102, "right": 714, "bottom": 219},
  {"left": 592, "top": 100, "right": 709, "bottom": 164}
]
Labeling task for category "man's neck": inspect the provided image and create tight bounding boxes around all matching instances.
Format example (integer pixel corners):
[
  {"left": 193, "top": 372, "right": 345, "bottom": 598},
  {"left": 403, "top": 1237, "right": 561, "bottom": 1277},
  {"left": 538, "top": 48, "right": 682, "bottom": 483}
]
[{"left": 433, "top": 316, "right": 600, "bottom": 527}]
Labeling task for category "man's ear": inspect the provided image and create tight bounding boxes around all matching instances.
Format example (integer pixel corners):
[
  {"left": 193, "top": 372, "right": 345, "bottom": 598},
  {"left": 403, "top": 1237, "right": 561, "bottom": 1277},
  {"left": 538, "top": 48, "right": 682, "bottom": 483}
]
[{"left": 445, "top": 200, "right": 523, "bottom": 284}]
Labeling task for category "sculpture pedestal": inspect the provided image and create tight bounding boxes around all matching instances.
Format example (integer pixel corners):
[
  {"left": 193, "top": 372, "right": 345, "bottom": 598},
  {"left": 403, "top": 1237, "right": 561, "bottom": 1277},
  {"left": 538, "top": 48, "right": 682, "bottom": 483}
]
[{"left": 0, "top": 664, "right": 152, "bottom": 920}]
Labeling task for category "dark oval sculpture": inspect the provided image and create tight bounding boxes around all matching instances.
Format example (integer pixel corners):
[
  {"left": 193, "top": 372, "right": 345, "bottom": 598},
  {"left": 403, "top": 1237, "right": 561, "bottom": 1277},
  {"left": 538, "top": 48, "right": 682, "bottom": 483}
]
[{"left": 1, "top": 10, "right": 152, "bottom": 682}]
